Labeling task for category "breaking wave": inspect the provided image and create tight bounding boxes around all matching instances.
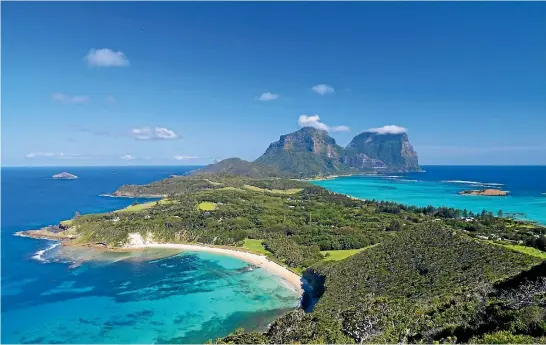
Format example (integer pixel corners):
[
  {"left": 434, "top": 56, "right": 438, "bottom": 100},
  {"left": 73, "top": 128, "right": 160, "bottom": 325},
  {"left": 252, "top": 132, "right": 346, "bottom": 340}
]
[{"left": 32, "top": 243, "right": 61, "bottom": 262}]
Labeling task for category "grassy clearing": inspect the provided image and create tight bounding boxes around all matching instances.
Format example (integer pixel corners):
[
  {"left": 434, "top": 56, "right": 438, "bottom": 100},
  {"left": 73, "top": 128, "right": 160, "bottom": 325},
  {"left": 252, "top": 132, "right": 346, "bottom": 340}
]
[
  {"left": 320, "top": 244, "right": 377, "bottom": 261},
  {"left": 242, "top": 239, "right": 271, "bottom": 255},
  {"left": 243, "top": 185, "right": 302, "bottom": 195},
  {"left": 489, "top": 241, "right": 546, "bottom": 259},
  {"left": 116, "top": 199, "right": 177, "bottom": 213},
  {"left": 198, "top": 201, "right": 217, "bottom": 211}
]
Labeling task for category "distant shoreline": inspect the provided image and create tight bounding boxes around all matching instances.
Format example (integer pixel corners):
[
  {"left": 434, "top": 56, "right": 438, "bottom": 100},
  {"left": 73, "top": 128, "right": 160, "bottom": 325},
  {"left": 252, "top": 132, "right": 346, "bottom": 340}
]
[{"left": 99, "top": 193, "right": 167, "bottom": 198}]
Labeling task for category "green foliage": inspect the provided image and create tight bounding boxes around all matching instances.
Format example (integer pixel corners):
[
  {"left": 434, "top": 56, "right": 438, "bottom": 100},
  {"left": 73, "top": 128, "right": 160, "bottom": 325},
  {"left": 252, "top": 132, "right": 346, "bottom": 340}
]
[
  {"left": 470, "top": 331, "right": 546, "bottom": 344},
  {"left": 245, "top": 224, "right": 543, "bottom": 344},
  {"left": 214, "top": 328, "right": 269, "bottom": 344},
  {"left": 192, "top": 157, "right": 284, "bottom": 178}
]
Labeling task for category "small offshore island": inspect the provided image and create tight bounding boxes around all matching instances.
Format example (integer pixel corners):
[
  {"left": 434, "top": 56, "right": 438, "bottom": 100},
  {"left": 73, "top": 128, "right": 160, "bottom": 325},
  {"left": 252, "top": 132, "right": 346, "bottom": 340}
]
[
  {"left": 459, "top": 188, "right": 509, "bottom": 196},
  {"left": 52, "top": 172, "right": 78, "bottom": 180},
  {"left": 17, "top": 127, "right": 546, "bottom": 344}
]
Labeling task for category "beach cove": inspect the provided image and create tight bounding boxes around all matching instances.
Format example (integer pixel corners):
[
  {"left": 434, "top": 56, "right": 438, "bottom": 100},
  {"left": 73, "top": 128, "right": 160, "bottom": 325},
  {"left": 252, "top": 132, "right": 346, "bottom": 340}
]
[{"left": 1, "top": 167, "right": 302, "bottom": 344}]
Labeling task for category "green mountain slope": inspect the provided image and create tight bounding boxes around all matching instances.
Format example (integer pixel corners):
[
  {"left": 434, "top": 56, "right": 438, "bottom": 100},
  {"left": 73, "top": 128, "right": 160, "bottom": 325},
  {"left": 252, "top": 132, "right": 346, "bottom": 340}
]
[
  {"left": 190, "top": 157, "right": 283, "bottom": 178},
  {"left": 254, "top": 127, "right": 356, "bottom": 178},
  {"left": 220, "top": 224, "right": 544, "bottom": 344}
]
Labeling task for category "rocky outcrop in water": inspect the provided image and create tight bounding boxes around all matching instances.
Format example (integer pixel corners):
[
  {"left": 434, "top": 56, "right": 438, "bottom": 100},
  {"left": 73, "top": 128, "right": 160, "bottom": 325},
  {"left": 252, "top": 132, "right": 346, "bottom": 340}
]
[{"left": 52, "top": 172, "right": 78, "bottom": 179}]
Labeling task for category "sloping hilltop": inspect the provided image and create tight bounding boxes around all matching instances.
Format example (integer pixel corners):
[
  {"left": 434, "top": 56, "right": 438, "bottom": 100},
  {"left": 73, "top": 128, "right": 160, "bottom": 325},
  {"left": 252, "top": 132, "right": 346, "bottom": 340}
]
[{"left": 19, "top": 174, "right": 546, "bottom": 343}]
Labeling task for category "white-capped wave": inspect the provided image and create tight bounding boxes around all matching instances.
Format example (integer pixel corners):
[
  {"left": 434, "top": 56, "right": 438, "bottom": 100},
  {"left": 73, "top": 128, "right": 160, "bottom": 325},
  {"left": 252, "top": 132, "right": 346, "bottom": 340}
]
[
  {"left": 443, "top": 180, "right": 504, "bottom": 186},
  {"left": 32, "top": 243, "right": 61, "bottom": 262}
]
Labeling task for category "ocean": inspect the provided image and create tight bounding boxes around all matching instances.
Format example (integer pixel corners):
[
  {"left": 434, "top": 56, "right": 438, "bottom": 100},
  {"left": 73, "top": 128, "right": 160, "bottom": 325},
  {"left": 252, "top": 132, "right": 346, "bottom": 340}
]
[
  {"left": 1, "top": 166, "right": 300, "bottom": 344},
  {"left": 313, "top": 166, "right": 546, "bottom": 225}
]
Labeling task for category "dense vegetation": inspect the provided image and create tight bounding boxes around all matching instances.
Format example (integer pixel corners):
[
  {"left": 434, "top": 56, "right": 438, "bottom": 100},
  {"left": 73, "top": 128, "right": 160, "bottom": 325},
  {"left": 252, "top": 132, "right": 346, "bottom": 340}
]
[
  {"left": 217, "top": 225, "right": 545, "bottom": 344},
  {"left": 52, "top": 174, "right": 546, "bottom": 344},
  {"left": 190, "top": 157, "right": 284, "bottom": 178}
]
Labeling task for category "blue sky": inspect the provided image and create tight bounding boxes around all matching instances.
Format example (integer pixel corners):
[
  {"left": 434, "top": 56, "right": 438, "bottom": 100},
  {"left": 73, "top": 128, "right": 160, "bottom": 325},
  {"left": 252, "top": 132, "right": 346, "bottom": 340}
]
[{"left": 2, "top": 2, "right": 545, "bottom": 166}]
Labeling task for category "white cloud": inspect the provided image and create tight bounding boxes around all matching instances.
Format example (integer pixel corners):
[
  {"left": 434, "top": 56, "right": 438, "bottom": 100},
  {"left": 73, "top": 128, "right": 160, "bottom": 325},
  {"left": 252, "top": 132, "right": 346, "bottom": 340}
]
[
  {"left": 257, "top": 92, "right": 279, "bottom": 101},
  {"left": 174, "top": 155, "right": 199, "bottom": 160},
  {"left": 52, "top": 92, "right": 90, "bottom": 104},
  {"left": 130, "top": 127, "right": 178, "bottom": 140},
  {"left": 298, "top": 114, "right": 349, "bottom": 132},
  {"left": 366, "top": 125, "right": 407, "bottom": 135},
  {"left": 330, "top": 125, "right": 350, "bottom": 132},
  {"left": 311, "top": 84, "right": 335, "bottom": 95},
  {"left": 120, "top": 154, "right": 137, "bottom": 160},
  {"left": 25, "top": 152, "right": 82, "bottom": 159},
  {"left": 85, "top": 48, "right": 129, "bottom": 67}
]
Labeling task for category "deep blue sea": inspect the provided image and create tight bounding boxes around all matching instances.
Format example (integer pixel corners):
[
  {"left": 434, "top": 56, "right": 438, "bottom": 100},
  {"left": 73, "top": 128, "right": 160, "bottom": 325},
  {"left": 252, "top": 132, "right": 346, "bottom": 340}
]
[
  {"left": 1, "top": 167, "right": 300, "bottom": 344},
  {"left": 314, "top": 166, "right": 546, "bottom": 225}
]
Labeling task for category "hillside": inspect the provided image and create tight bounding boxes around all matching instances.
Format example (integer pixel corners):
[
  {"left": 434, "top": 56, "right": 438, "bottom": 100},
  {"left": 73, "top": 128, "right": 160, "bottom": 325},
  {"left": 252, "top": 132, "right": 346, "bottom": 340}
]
[
  {"left": 189, "top": 157, "right": 283, "bottom": 178},
  {"left": 218, "top": 224, "right": 545, "bottom": 344}
]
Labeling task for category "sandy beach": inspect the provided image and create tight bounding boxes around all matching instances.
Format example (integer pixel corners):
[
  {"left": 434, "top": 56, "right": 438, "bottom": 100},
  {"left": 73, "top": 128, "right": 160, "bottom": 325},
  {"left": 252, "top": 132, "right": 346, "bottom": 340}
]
[{"left": 125, "top": 233, "right": 304, "bottom": 294}]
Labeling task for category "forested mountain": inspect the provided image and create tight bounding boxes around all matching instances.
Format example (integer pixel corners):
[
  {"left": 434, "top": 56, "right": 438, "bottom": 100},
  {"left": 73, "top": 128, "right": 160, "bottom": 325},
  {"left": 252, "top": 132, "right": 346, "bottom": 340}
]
[
  {"left": 254, "top": 127, "right": 356, "bottom": 177},
  {"left": 193, "top": 127, "right": 422, "bottom": 178}
]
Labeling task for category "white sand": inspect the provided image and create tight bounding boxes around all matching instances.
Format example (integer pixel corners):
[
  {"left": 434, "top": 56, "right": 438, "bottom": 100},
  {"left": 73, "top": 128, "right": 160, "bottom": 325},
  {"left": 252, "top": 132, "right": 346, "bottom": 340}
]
[{"left": 125, "top": 233, "right": 304, "bottom": 294}]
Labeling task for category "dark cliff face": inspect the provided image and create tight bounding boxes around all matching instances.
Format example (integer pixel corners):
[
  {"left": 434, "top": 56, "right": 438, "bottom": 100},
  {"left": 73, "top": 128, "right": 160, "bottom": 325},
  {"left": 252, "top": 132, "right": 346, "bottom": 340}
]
[
  {"left": 258, "top": 127, "right": 343, "bottom": 159},
  {"left": 346, "top": 132, "right": 421, "bottom": 172},
  {"left": 254, "top": 127, "right": 352, "bottom": 177}
]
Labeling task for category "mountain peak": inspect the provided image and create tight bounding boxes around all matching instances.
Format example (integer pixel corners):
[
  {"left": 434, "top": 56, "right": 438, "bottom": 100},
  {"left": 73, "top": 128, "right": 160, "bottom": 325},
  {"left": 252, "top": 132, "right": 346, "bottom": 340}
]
[
  {"left": 347, "top": 130, "right": 420, "bottom": 171},
  {"left": 296, "top": 126, "right": 329, "bottom": 135}
]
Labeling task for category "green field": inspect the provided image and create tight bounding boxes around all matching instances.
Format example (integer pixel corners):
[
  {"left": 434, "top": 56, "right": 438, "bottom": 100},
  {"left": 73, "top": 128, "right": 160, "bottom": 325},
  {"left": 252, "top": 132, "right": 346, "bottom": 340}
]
[
  {"left": 198, "top": 201, "right": 218, "bottom": 211},
  {"left": 320, "top": 245, "right": 377, "bottom": 261},
  {"left": 243, "top": 184, "right": 302, "bottom": 195},
  {"left": 489, "top": 242, "right": 546, "bottom": 259},
  {"left": 117, "top": 199, "right": 176, "bottom": 213},
  {"left": 242, "top": 239, "right": 271, "bottom": 255}
]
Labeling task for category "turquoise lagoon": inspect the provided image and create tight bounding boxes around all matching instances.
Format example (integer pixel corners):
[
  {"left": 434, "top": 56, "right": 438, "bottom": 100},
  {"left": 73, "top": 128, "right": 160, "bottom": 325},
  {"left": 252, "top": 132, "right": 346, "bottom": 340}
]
[{"left": 313, "top": 166, "right": 546, "bottom": 225}]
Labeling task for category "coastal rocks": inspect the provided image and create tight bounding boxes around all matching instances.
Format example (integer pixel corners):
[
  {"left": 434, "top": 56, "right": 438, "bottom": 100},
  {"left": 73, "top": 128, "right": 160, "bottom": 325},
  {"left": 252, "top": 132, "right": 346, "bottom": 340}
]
[
  {"left": 15, "top": 227, "right": 77, "bottom": 241},
  {"left": 459, "top": 189, "right": 509, "bottom": 196},
  {"left": 52, "top": 172, "right": 78, "bottom": 179}
]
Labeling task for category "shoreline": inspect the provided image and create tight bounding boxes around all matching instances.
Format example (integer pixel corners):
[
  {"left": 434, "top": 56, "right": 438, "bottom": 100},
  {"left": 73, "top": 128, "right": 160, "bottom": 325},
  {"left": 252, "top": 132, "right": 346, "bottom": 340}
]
[
  {"left": 15, "top": 230, "right": 304, "bottom": 295},
  {"left": 99, "top": 193, "right": 167, "bottom": 198},
  {"left": 127, "top": 240, "right": 304, "bottom": 294}
]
